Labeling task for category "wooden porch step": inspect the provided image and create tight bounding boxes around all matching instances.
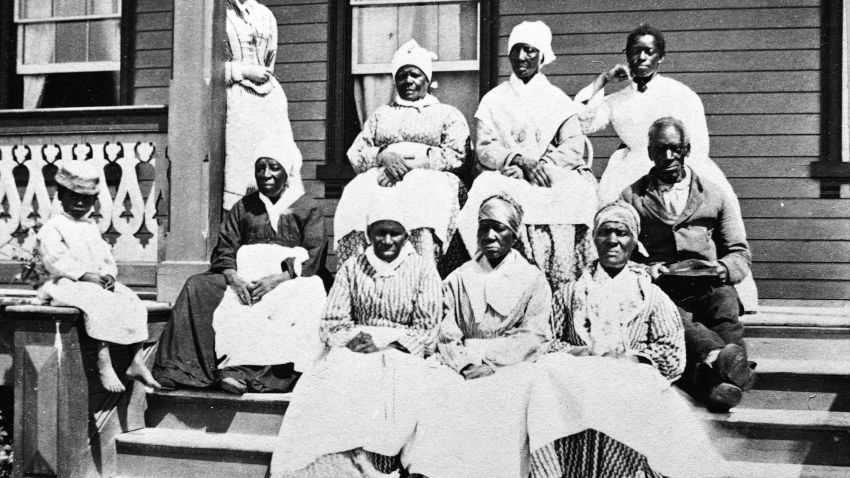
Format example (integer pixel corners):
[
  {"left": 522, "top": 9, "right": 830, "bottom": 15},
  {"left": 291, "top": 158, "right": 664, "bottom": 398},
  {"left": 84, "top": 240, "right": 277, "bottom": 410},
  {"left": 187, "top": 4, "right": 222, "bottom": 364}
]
[
  {"left": 145, "top": 389, "right": 292, "bottom": 436},
  {"left": 694, "top": 407, "right": 850, "bottom": 466},
  {"left": 724, "top": 460, "right": 850, "bottom": 478},
  {"left": 115, "top": 428, "right": 273, "bottom": 478}
]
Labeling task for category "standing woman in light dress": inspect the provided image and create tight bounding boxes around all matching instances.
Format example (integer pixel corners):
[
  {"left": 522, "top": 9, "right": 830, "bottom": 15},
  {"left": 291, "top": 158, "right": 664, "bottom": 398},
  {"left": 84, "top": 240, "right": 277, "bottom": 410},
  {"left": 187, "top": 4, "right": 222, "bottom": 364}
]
[
  {"left": 335, "top": 40, "right": 471, "bottom": 277},
  {"left": 462, "top": 20, "right": 599, "bottom": 294},
  {"left": 223, "top": 0, "right": 296, "bottom": 209}
]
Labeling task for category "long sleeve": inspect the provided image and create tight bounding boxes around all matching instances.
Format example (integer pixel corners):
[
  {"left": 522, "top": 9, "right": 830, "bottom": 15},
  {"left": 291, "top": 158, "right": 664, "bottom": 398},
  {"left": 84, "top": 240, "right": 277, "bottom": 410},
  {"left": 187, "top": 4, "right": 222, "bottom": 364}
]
[
  {"left": 95, "top": 239, "right": 118, "bottom": 277},
  {"left": 475, "top": 115, "right": 517, "bottom": 171},
  {"left": 681, "top": 89, "right": 710, "bottom": 160},
  {"left": 540, "top": 114, "right": 587, "bottom": 169},
  {"left": 578, "top": 95, "right": 612, "bottom": 136},
  {"left": 319, "top": 259, "right": 355, "bottom": 348},
  {"left": 438, "top": 277, "right": 486, "bottom": 372},
  {"left": 38, "top": 223, "right": 89, "bottom": 280},
  {"left": 347, "top": 113, "right": 382, "bottom": 173},
  {"left": 426, "top": 108, "right": 469, "bottom": 171},
  {"left": 299, "top": 203, "right": 328, "bottom": 277},
  {"left": 264, "top": 8, "right": 277, "bottom": 74},
  {"left": 716, "top": 191, "right": 752, "bottom": 284},
  {"left": 480, "top": 273, "right": 554, "bottom": 369},
  {"left": 396, "top": 263, "right": 442, "bottom": 357},
  {"left": 209, "top": 202, "right": 245, "bottom": 273},
  {"left": 636, "top": 286, "right": 686, "bottom": 381}
]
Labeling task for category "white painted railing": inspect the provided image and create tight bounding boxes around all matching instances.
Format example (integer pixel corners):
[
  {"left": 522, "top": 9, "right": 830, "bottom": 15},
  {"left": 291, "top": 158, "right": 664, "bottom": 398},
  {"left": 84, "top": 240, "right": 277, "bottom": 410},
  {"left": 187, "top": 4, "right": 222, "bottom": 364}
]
[{"left": 0, "top": 141, "right": 169, "bottom": 264}]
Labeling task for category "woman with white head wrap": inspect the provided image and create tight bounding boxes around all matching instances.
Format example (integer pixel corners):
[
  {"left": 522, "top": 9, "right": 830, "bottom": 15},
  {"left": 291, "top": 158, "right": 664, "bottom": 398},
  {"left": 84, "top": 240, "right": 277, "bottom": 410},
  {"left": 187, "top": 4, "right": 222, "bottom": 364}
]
[
  {"left": 153, "top": 136, "right": 331, "bottom": 394},
  {"left": 464, "top": 20, "right": 599, "bottom": 296},
  {"left": 271, "top": 200, "right": 442, "bottom": 478},
  {"left": 337, "top": 39, "right": 472, "bottom": 278}
]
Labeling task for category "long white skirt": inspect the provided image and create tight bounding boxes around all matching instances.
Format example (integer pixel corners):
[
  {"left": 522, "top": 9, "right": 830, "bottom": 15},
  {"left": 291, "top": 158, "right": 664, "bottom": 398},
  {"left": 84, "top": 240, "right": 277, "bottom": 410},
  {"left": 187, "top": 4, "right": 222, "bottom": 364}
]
[
  {"left": 334, "top": 168, "right": 458, "bottom": 253},
  {"left": 224, "top": 78, "right": 295, "bottom": 210},
  {"left": 403, "top": 362, "right": 543, "bottom": 478},
  {"left": 271, "top": 346, "right": 435, "bottom": 476},
  {"left": 38, "top": 278, "right": 147, "bottom": 344},
  {"left": 528, "top": 353, "right": 728, "bottom": 478}
]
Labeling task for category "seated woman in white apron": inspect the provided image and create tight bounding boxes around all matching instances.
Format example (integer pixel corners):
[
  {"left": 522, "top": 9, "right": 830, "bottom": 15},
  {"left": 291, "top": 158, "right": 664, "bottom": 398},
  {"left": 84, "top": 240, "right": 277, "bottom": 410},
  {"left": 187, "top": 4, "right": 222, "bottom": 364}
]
[
  {"left": 153, "top": 137, "right": 330, "bottom": 394},
  {"left": 403, "top": 194, "right": 554, "bottom": 478},
  {"left": 468, "top": 20, "right": 598, "bottom": 295},
  {"left": 335, "top": 39, "right": 471, "bottom": 278},
  {"left": 271, "top": 204, "right": 443, "bottom": 478}
]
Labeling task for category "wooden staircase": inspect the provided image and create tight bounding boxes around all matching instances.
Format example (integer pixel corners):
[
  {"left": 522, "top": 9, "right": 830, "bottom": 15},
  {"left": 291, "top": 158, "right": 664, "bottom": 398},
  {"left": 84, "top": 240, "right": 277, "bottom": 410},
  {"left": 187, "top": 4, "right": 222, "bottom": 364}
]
[{"left": 110, "top": 306, "right": 850, "bottom": 478}]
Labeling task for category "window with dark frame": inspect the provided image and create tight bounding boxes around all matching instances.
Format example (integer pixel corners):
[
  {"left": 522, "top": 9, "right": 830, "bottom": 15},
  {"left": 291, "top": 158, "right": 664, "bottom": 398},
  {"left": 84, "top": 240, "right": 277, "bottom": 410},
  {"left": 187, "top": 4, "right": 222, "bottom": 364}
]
[
  {"left": 0, "top": 0, "right": 134, "bottom": 110},
  {"left": 320, "top": 0, "right": 496, "bottom": 197}
]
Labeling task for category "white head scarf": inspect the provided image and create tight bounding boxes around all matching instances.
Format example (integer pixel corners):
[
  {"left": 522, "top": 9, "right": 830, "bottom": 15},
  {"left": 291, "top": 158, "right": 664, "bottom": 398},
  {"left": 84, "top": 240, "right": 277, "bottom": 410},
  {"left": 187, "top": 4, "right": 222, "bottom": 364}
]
[
  {"left": 364, "top": 201, "right": 414, "bottom": 277},
  {"left": 508, "top": 21, "right": 556, "bottom": 66},
  {"left": 391, "top": 39, "right": 438, "bottom": 81},
  {"left": 253, "top": 136, "right": 305, "bottom": 232},
  {"left": 594, "top": 200, "right": 648, "bottom": 257}
]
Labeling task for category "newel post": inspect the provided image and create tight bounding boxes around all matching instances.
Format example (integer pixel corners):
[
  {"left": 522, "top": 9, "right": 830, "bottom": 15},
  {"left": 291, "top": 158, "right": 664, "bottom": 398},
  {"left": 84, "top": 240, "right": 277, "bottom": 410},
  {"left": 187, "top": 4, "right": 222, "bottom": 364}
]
[{"left": 9, "top": 306, "right": 88, "bottom": 478}]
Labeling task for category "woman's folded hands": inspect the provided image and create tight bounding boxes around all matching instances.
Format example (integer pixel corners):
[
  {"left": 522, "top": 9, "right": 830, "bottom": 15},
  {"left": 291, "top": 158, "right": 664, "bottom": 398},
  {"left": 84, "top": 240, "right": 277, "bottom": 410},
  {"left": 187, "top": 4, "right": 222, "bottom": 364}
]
[{"left": 223, "top": 269, "right": 291, "bottom": 306}]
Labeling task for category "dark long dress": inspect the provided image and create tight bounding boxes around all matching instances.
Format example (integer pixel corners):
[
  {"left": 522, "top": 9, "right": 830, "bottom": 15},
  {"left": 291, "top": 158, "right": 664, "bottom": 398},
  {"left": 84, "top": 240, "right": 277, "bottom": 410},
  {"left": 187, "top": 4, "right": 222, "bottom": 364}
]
[{"left": 152, "top": 192, "right": 330, "bottom": 391}]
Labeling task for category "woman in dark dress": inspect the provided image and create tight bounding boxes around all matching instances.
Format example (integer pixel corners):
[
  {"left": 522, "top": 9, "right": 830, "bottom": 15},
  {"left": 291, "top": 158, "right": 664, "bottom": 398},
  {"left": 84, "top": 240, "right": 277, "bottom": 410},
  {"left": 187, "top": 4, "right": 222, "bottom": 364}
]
[{"left": 152, "top": 137, "right": 329, "bottom": 393}]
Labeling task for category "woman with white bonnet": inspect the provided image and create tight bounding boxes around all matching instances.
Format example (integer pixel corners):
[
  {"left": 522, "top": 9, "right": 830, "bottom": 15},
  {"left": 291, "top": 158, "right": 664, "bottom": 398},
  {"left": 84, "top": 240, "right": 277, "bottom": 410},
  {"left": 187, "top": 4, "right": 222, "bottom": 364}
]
[
  {"left": 336, "top": 39, "right": 471, "bottom": 277},
  {"left": 223, "top": 0, "right": 296, "bottom": 209},
  {"left": 271, "top": 202, "right": 442, "bottom": 477},
  {"left": 465, "top": 20, "right": 598, "bottom": 294},
  {"left": 153, "top": 136, "right": 330, "bottom": 394}
]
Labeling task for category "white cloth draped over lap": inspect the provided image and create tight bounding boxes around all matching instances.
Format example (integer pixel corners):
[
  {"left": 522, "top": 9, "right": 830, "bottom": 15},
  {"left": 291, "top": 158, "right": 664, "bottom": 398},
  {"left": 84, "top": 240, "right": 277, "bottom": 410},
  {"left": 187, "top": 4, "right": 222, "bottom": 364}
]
[
  {"left": 40, "top": 280, "right": 148, "bottom": 344},
  {"left": 270, "top": 345, "right": 436, "bottom": 476},
  {"left": 334, "top": 168, "right": 456, "bottom": 251},
  {"left": 457, "top": 170, "right": 597, "bottom": 256},
  {"left": 528, "top": 353, "right": 729, "bottom": 478},
  {"left": 403, "top": 361, "right": 543, "bottom": 478},
  {"left": 212, "top": 244, "right": 326, "bottom": 372}
]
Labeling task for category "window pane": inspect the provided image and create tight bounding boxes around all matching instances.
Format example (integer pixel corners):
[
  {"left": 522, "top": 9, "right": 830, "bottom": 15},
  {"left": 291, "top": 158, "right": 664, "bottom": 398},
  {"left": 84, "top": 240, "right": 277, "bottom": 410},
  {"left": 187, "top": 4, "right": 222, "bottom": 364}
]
[
  {"left": 54, "top": 21, "right": 87, "bottom": 63},
  {"left": 355, "top": 5, "right": 399, "bottom": 65},
  {"left": 22, "top": 23, "right": 55, "bottom": 64},
  {"left": 354, "top": 1, "right": 478, "bottom": 67},
  {"left": 55, "top": 0, "right": 86, "bottom": 16},
  {"left": 87, "top": 0, "right": 119, "bottom": 15},
  {"left": 19, "top": 0, "right": 53, "bottom": 19},
  {"left": 88, "top": 20, "right": 119, "bottom": 61},
  {"left": 398, "top": 4, "right": 440, "bottom": 58}
]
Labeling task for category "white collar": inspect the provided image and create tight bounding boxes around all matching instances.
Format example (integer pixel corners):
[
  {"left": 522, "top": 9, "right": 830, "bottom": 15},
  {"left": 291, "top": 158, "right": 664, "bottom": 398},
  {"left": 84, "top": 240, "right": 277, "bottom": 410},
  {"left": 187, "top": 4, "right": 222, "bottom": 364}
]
[
  {"left": 258, "top": 186, "right": 303, "bottom": 233},
  {"left": 463, "top": 249, "right": 538, "bottom": 321},
  {"left": 365, "top": 241, "right": 415, "bottom": 278},
  {"left": 392, "top": 93, "right": 439, "bottom": 111}
]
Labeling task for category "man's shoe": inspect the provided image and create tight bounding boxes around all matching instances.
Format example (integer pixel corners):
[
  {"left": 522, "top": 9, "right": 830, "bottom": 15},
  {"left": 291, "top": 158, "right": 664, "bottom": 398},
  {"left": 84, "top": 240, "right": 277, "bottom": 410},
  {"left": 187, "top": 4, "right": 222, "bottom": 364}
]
[
  {"left": 705, "top": 382, "right": 743, "bottom": 413},
  {"left": 714, "top": 343, "right": 753, "bottom": 389}
]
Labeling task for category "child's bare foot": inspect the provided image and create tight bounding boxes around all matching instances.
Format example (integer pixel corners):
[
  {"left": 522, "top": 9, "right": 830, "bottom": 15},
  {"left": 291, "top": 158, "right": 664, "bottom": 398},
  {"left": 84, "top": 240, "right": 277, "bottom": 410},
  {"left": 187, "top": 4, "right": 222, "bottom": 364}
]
[
  {"left": 126, "top": 362, "right": 162, "bottom": 390},
  {"left": 99, "top": 365, "right": 126, "bottom": 393},
  {"left": 97, "top": 342, "right": 126, "bottom": 393}
]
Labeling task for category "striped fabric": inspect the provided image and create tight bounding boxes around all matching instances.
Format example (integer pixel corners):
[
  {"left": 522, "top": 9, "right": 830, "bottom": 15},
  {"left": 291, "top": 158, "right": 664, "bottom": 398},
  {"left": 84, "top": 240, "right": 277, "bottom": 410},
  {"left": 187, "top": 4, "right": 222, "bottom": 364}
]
[
  {"left": 225, "top": 0, "right": 277, "bottom": 89},
  {"left": 553, "top": 262, "right": 686, "bottom": 381},
  {"left": 320, "top": 253, "right": 442, "bottom": 357}
]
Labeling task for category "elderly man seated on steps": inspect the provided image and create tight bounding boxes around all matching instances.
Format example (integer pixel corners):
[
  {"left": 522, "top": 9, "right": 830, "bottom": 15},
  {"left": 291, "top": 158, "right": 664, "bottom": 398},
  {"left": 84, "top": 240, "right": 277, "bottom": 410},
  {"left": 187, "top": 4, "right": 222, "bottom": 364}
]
[{"left": 619, "top": 116, "right": 756, "bottom": 412}]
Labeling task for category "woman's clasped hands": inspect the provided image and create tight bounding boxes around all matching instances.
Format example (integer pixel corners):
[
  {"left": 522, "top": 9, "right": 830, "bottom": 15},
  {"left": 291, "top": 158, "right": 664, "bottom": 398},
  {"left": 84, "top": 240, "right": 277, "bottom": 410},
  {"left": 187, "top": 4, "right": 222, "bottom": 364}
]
[{"left": 223, "top": 269, "right": 291, "bottom": 306}]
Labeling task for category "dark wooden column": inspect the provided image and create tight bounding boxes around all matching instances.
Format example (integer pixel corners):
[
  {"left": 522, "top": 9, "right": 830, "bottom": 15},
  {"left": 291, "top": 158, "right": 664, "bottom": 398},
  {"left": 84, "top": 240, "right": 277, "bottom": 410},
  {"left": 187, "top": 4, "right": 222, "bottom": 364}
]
[{"left": 156, "top": 0, "right": 227, "bottom": 302}]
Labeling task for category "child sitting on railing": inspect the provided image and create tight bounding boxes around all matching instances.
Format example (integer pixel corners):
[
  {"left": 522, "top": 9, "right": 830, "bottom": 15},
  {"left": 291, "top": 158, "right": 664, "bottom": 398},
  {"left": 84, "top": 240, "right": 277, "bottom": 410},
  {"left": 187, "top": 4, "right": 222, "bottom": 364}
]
[{"left": 36, "top": 160, "right": 161, "bottom": 393}]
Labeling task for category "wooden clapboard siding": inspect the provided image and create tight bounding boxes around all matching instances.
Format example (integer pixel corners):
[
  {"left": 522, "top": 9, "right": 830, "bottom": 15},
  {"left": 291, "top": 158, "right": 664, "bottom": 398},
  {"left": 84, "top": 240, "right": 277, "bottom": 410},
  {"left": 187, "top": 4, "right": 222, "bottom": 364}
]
[
  {"left": 134, "top": 0, "right": 173, "bottom": 105},
  {"left": 499, "top": 0, "right": 848, "bottom": 305},
  {"left": 269, "top": 0, "right": 334, "bottom": 263}
]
